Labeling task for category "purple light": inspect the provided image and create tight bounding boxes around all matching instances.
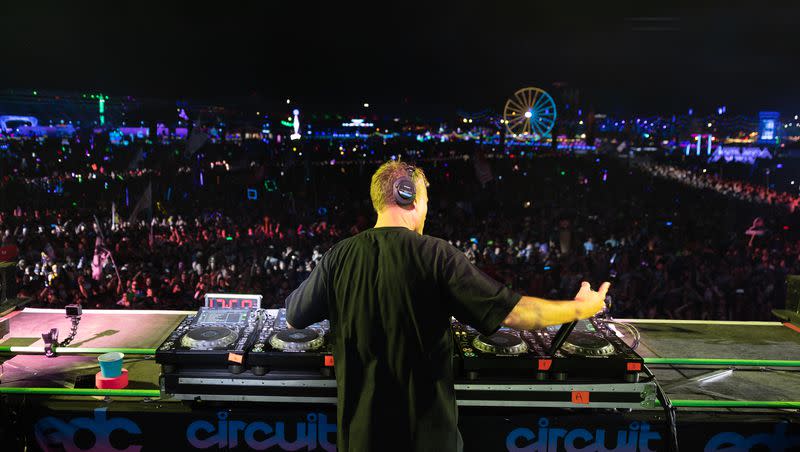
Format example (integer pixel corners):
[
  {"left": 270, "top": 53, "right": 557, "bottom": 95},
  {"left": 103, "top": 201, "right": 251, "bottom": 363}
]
[
  {"left": 118, "top": 127, "right": 149, "bottom": 138},
  {"left": 777, "top": 164, "right": 783, "bottom": 169},
  {"left": 200, "top": 171, "right": 204, "bottom": 186}
]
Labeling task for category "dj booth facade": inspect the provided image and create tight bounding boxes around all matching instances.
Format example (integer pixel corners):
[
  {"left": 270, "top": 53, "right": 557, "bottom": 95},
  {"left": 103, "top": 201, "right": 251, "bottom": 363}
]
[
  {"left": 14, "top": 399, "right": 800, "bottom": 451},
  {"left": 1, "top": 308, "right": 800, "bottom": 451}
]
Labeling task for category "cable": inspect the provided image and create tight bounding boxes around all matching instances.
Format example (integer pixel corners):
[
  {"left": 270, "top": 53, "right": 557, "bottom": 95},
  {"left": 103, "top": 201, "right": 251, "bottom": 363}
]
[
  {"left": 57, "top": 315, "right": 81, "bottom": 347},
  {"left": 596, "top": 317, "right": 671, "bottom": 447},
  {"left": 655, "top": 382, "right": 680, "bottom": 452}
]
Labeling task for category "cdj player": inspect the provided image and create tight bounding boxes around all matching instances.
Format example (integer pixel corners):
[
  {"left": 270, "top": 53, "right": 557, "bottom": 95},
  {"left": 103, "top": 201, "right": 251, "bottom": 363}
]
[
  {"left": 247, "top": 308, "right": 334, "bottom": 376},
  {"left": 156, "top": 307, "right": 261, "bottom": 374},
  {"left": 452, "top": 317, "right": 643, "bottom": 382}
]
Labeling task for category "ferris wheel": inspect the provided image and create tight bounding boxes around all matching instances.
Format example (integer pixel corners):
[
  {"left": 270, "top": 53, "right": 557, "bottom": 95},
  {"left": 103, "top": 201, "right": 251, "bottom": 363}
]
[{"left": 503, "top": 87, "right": 557, "bottom": 139}]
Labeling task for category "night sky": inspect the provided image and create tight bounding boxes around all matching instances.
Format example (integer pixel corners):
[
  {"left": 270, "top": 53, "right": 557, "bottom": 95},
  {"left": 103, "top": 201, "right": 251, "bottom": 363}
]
[{"left": 2, "top": 2, "right": 800, "bottom": 115}]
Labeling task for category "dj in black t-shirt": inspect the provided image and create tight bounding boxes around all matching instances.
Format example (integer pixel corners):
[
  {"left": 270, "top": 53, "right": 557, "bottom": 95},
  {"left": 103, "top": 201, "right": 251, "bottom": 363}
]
[{"left": 286, "top": 161, "right": 608, "bottom": 452}]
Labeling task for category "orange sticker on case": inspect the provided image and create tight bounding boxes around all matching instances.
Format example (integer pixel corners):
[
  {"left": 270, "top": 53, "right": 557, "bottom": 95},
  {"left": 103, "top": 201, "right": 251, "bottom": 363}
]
[{"left": 571, "top": 391, "right": 590, "bottom": 404}]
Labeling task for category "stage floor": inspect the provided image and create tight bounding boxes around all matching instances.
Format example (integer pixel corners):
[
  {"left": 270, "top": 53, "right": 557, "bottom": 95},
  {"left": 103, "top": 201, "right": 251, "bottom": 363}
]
[
  {"left": 1, "top": 309, "right": 799, "bottom": 408},
  {"left": 620, "top": 318, "right": 800, "bottom": 406},
  {"left": 0, "top": 308, "right": 186, "bottom": 389}
]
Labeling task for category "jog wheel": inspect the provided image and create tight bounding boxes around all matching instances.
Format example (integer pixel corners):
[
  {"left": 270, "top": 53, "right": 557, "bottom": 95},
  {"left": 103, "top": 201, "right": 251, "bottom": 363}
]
[
  {"left": 560, "top": 332, "right": 616, "bottom": 356},
  {"left": 473, "top": 331, "right": 529, "bottom": 355},
  {"left": 180, "top": 326, "right": 238, "bottom": 349},
  {"left": 269, "top": 329, "right": 325, "bottom": 352}
]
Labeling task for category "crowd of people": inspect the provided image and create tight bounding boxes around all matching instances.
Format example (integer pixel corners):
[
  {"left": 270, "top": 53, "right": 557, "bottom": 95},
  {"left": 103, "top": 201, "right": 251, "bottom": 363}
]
[
  {"left": 2, "top": 135, "right": 799, "bottom": 321},
  {"left": 638, "top": 160, "right": 800, "bottom": 213}
]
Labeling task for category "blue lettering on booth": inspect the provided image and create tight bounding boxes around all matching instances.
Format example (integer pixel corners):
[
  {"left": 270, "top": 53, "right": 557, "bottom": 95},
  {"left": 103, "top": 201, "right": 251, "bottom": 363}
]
[
  {"left": 506, "top": 417, "right": 661, "bottom": 452},
  {"left": 186, "top": 411, "right": 336, "bottom": 451},
  {"left": 34, "top": 407, "right": 143, "bottom": 452}
]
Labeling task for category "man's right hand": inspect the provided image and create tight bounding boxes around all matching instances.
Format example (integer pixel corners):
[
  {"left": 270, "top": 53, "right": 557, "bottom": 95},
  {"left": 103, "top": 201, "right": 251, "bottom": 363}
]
[{"left": 573, "top": 281, "right": 609, "bottom": 319}]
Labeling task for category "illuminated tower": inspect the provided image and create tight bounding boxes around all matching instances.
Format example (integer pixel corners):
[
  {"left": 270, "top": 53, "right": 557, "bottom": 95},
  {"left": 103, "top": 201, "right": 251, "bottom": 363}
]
[{"left": 290, "top": 109, "right": 301, "bottom": 140}]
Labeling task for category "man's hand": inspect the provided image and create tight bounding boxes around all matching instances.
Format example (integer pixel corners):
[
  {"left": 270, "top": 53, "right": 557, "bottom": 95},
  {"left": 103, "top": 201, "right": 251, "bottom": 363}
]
[{"left": 573, "top": 281, "right": 609, "bottom": 319}]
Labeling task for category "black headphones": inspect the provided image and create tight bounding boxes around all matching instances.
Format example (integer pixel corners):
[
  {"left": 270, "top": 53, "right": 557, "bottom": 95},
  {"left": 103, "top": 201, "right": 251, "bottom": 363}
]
[{"left": 393, "top": 166, "right": 416, "bottom": 207}]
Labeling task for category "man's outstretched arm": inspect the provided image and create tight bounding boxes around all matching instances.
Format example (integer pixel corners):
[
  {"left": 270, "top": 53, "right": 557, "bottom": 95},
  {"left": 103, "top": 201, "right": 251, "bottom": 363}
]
[{"left": 502, "top": 282, "right": 609, "bottom": 330}]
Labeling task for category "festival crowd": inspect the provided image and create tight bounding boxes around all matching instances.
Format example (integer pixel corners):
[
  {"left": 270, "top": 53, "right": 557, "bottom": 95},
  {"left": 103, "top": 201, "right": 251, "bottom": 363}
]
[{"left": 1, "top": 136, "right": 798, "bottom": 321}]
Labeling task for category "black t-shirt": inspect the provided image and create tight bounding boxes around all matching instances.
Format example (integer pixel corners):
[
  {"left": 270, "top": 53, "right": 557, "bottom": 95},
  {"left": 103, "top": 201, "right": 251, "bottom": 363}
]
[{"left": 286, "top": 226, "right": 521, "bottom": 452}]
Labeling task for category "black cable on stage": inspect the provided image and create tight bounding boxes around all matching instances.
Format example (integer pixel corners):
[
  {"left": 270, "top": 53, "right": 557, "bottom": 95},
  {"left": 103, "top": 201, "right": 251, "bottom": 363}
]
[
  {"left": 606, "top": 316, "right": 677, "bottom": 451},
  {"left": 655, "top": 381, "right": 680, "bottom": 452},
  {"left": 595, "top": 266, "right": 677, "bottom": 451}
]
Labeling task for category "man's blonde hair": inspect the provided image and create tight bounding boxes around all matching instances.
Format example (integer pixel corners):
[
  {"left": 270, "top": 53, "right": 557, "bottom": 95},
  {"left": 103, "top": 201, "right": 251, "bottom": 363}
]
[{"left": 370, "top": 161, "right": 429, "bottom": 213}]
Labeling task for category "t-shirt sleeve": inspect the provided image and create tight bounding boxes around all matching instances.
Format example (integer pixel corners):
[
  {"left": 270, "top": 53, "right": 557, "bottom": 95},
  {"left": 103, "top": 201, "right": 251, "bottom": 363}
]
[
  {"left": 285, "top": 250, "right": 332, "bottom": 328},
  {"left": 439, "top": 242, "right": 522, "bottom": 335}
]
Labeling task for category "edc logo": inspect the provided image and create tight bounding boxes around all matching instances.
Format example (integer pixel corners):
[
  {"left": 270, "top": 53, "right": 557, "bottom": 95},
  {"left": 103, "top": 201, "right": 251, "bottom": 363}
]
[
  {"left": 186, "top": 411, "right": 337, "bottom": 451},
  {"left": 506, "top": 418, "right": 660, "bottom": 452},
  {"left": 34, "top": 407, "right": 142, "bottom": 452},
  {"left": 704, "top": 422, "right": 800, "bottom": 452}
]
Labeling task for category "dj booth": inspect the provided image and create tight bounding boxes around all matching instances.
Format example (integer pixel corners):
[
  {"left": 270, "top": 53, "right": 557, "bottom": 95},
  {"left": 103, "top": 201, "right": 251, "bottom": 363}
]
[{"left": 1, "top": 303, "right": 799, "bottom": 451}]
